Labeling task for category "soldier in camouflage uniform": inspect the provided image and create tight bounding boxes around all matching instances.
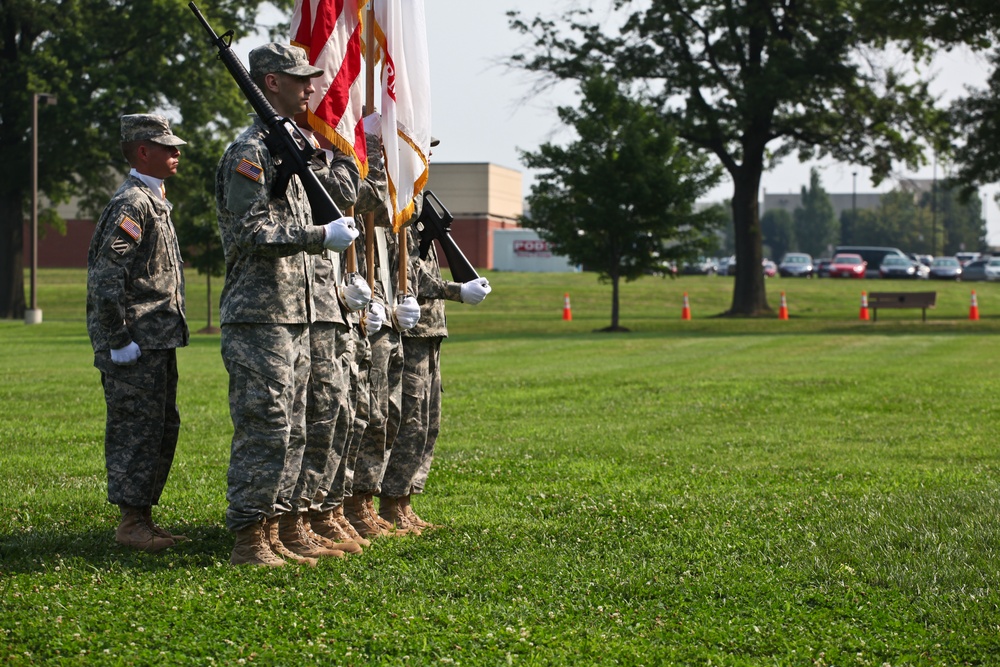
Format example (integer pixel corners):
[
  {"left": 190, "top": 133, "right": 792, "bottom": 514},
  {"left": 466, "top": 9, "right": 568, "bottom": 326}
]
[
  {"left": 344, "top": 129, "right": 420, "bottom": 537},
  {"left": 216, "top": 43, "right": 359, "bottom": 567},
  {"left": 291, "top": 119, "right": 369, "bottom": 556},
  {"left": 87, "top": 113, "right": 189, "bottom": 553},
  {"left": 341, "top": 129, "right": 422, "bottom": 538},
  {"left": 378, "top": 201, "right": 492, "bottom": 530}
]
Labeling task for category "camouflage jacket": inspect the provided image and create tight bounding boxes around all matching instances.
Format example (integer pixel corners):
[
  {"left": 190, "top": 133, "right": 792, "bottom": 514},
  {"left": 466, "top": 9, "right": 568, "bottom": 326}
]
[
  {"left": 86, "top": 175, "right": 188, "bottom": 352},
  {"left": 313, "top": 146, "right": 361, "bottom": 325},
  {"left": 404, "top": 222, "right": 463, "bottom": 339},
  {"left": 215, "top": 117, "right": 327, "bottom": 325}
]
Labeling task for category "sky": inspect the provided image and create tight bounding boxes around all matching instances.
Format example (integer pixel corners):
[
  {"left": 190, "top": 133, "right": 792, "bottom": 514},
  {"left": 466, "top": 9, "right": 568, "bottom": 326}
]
[{"left": 241, "top": 1, "right": 1000, "bottom": 245}]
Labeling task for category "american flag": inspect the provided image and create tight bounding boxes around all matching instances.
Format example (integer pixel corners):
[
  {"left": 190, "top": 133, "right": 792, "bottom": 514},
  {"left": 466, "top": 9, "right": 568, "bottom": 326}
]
[
  {"left": 235, "top": 158, "right": 264, "bottom": 183},
  {"left": 119, "top": 216, "right": 142, "bottom": 241}
]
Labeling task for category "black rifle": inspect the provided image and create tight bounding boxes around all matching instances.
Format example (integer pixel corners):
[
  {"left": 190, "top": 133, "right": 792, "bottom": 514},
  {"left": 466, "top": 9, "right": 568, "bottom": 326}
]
[
  {"left": 415, "top": 191, "right": 480, "bottom": 283},
  {"left": 188, "top": 2, "right": 343, "bottom": 223}
]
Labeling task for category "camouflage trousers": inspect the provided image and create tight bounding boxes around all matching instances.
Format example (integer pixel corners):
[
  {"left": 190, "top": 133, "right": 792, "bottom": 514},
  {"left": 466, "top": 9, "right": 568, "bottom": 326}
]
[
  {"left": 297, "top": 321, "right": 353, "bottom": 513},
  {"left": 352, "top": 326, "right": 404, "bottom": 495},
  {"left": 221, "top": 323, "right": 310, "bottom": 532},
  {"left": 95, "top": 348, "right": 179, "bottom": 508},
  {"left": 381, "top": 336, "right": 442, "bottom": 497},
  {"left": 326, "top": 325, "right": 370, "bottom": 507}
]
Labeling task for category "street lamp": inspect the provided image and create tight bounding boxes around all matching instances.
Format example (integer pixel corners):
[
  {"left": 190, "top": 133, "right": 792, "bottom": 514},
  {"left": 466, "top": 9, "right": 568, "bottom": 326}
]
[{"left": 26, "top": 92, "right": 57, "bottom": 325}]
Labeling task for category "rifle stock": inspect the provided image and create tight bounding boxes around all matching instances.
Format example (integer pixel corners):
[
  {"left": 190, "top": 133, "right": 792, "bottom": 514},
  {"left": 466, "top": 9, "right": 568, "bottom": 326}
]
[
  {"left": 415, "top": 191, "right": 480, "bottom": 283},
  {"left": 188, "top": 2, "right": 343, "bottom": 224}
]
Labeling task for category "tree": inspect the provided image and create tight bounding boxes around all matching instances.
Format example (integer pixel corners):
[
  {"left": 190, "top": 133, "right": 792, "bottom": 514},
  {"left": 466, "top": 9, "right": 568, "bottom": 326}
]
[
  {"left": 793, "top": 169, "right": 838, "bottom": 258},
  {"left": 0, "top": 0, "right": 271, "bottom": 319},
  {"left": 520, "top": 73, "right": 723, "bottom": 331},
  {"left": 760, "top": 208, "right": 794, "bottom": 261},
  {"left": 931, "top": 180, "right": 987, "bottom": 254},
  {"left": 509, "top": 1, "right": 951, "bottom": 316}
]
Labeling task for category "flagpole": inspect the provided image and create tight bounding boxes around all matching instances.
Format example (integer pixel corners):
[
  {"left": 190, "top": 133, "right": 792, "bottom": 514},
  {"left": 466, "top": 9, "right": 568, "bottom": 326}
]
[{"left": 364, "top": 0, "right": 377, "bottom": 291}]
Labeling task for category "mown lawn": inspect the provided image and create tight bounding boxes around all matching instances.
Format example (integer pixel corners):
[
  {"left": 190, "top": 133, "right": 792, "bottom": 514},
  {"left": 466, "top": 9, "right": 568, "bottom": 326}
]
[{"left": 1, "top": 269, "right": 999, "bottom": 665}]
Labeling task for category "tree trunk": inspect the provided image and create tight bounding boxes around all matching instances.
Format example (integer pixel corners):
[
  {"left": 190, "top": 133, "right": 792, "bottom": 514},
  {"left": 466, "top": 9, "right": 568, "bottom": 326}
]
[
  {"left": 0, "top": 190, "right": 27, "bottom": 320},
  {"left": 610, "top": 272, "right": 620, "bottom": 329},
  {"left": 727, "top": 166, "right": 771, "bottom": 316}
]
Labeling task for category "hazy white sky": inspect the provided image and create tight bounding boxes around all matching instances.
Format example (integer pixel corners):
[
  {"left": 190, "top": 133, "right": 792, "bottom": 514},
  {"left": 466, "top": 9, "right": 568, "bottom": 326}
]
[{"left": 241, "top": 1, "right": 1000, "bottom": 243}]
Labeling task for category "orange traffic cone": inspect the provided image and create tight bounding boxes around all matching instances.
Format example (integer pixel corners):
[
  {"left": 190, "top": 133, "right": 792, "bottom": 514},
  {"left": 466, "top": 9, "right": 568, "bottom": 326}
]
[
  {"left": 859, "top": 291, "right": 870, "bottom": 321},
  {"left": 562, "top": 292, "right": 572, "bottom": 321},
  {"left": 681, "top": 292, "right": 691, "bottom": 320},
  {"left": 778, "top": 291, "right": 789, "bottom": 320},
  {"left": 969, "top": 290, "right": 980, "bottom": 321}
]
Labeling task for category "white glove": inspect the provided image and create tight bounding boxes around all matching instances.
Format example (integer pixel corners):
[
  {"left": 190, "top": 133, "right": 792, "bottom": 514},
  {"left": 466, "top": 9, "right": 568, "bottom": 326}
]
[
  {"left": 338, "top": 274, "right": 372, "bottom": 312},
  {"left": 364, "top": 302, "right": 386, "bottom": 336},
  {"left": 363, "top": 112, "right": 381, "bottom": 137},
  {"left": 392, "top": 296, "right": 421, "bottom": 330},
  {"left": 110, "top": 341, "right": 141, "bottom": 366},
  {"left": 322, "top": 216, "right": 359, "bottom": 252},
  {"left": 460, "top": 277, "right": 492, "bottom": 305}
]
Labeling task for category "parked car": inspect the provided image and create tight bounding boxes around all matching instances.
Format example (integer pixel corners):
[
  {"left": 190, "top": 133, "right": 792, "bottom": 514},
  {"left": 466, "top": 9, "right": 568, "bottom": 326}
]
[
  {"left": 834, "top": 245, "right": 907, "bottom": 278},
  {"left": 681, "top": 257, "right": 718, "bottom": 275},
  {"left": 814, "top": 258, "right": 833, "bottom": 278},
  {"left": 879, "top": 255, "right": 928, "bottom": 279},
  {"left": 778, "top": 252, "right": 814, "bottom": 277},
  {"left": 908, "top": 253, "right": 933, "bottom": 267},
  {"left": 717, "top": 255, "right": 736, "bottom": 276},
  {"left": 986, "top": 257, "right": 1000, "bottom": 282},
  {"left": 960, "top": 257, "right": 990, "bottom": 281},
  {"left": 762, "top": 259, "right": 777, "bottom": 277},
  {"left": 827, "top": 253, "right": 867, "bottom": 279},
  {"left": 955, "top": 251, "right": 981, "bottom": 266},
  {"left": 928, "top": 256, "right": 963, "bottom": 281}
]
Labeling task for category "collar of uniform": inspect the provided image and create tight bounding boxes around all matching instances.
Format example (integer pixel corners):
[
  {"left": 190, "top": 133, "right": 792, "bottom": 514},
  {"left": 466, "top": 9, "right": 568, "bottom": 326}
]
[{"left": 129, "top": 168, "right": 166, "bottom": 201}]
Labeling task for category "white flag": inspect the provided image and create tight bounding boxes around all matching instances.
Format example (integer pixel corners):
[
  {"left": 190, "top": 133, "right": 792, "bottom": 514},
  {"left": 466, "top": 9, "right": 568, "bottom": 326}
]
[{"left": 372, "top": 0, "right": 432, "bottom": 232}]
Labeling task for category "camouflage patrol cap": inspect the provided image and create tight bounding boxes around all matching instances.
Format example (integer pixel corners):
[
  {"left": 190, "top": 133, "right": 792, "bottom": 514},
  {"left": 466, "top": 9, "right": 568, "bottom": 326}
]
[
  {"left": 120, "top": 114, "right": 186, "bottom": 146},
  {"left": 249, "top": 43, "right": 323, "bottom": 79}
]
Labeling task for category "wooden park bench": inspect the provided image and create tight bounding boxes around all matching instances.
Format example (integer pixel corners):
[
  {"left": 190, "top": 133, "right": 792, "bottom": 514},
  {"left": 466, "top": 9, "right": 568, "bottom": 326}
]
[{"left": 868, "top": 291, "right": 937, "bottom": 322}]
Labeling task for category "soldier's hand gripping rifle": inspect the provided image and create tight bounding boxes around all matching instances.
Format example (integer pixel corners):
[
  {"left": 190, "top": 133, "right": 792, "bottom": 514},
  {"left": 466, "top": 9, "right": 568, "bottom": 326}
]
[
  {"left": 415, "top": 191, "right": 480, "bottom": 283},
  {"left": 188, "top": 2, "right": 344, "bottom": 224}
]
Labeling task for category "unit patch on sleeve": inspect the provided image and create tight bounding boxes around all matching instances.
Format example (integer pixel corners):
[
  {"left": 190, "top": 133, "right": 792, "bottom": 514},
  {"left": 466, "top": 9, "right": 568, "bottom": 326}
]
[
  {"left": 118, "top": 216, "right": 142, "bottom": 241},
  {"left": 236, "top": 158, "right": 264, "bottom": 183},
  {"left": 110, "top": 236, "right": 132, "bottom": 255}
]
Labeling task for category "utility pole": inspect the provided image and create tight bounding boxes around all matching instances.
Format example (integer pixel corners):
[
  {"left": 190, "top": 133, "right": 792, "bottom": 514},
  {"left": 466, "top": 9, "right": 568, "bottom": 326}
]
[{"left": 26, "top": 92, "right": 58, "bottom": 325}]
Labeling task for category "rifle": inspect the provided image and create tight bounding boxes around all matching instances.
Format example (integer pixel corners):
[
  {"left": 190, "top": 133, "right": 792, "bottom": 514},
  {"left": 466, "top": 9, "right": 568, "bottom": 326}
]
[
  {"left": 415, "top": 191, "right": 480, "bottom": 283},
  {"left": 188, "top": 2, "right": 344, "bottom": 224}
]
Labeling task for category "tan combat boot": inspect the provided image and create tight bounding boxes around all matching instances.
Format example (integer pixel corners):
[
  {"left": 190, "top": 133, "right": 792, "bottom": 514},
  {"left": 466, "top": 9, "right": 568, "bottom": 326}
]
[
  {"left": 278, "top": 512, "right": 345, "bottom": 559},
  {"left": 343, "top": 494, "right": 384, "bottom": 540},
  {"left": 332, "top": 505, "right": 370, "bottom": 547},
  {"left": 308, "top": 510, "right": 363, "bottom": 555},
  {"left": 377, "top": 496, "right": 420, "bottom": 536},
  {"left": 267, "top": 517, "right": 318, "bottom": 566},
  {"left": 115, "top": 505, "right": 175, "bottom": 553},
  {"left": 367, "top": 494, "right": 397, "bottom": 534},
  {"left": 230, "top": 518, "right": 285, "bottom": 567},
  {"left": 142, "top": 507, "right": 189, "bottom": 542},
  {"left": 400, "top": 495, "right": 441, "bottom": 531}
]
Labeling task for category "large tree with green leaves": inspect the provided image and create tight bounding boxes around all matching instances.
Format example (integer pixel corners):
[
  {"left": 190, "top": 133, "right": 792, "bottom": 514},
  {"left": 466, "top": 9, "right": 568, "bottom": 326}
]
[
  {"left": 521, "top": 73, "right": 724, "bottom": 331},
  {"left": 509, "top": 1, "right": 953, "bottom": 316},
  {"left": 0, "top": 0, "right": 274, "bottom": 319}
]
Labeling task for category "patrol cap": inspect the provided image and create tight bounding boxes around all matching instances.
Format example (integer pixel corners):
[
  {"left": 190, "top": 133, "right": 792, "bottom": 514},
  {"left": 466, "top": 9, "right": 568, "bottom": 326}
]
[
  {"left": 120, "top": 114, "right": 186, "bottom": 146},
  {"left": 250, "top": 43, "right": 323, "bottom": 79},
  {"left": 430, "top": 136, "right": 440, "bottom": 147}
]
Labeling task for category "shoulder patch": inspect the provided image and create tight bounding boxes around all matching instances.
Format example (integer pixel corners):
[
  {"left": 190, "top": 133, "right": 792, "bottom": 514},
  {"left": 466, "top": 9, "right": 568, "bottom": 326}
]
[
  {"left": 110, "top": 236, "right": 132, "bottom": 255},
  {"left": 119, "top": 216, "right": 142, "bottom": 241},
  {"left": 235, "top": 158, "right": 264, "bottom": 183}
]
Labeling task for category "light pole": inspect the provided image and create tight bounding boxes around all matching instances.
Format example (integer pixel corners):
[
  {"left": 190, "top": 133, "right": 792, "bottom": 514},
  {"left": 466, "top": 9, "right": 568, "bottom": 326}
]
[
  {"left": 851, "top": 171, "right": 857, "bottom": 243},
  {"left": 26, "top": 92, "right": 57, "bottom": 325}
]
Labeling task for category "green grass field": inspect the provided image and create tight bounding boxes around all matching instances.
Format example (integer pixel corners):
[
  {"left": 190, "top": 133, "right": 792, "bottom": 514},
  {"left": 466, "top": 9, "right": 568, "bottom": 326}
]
[{"left": 2, "top": 269, "right": 1000, "bottom": 665}]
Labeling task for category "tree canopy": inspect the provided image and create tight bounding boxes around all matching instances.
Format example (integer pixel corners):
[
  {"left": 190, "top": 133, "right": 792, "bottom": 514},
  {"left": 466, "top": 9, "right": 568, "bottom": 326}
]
[
  {"left": 521, "top": 73, "right": 724, "bottom": 331},
  {"left": 0, "top": 0, "right": 274, "bottom": 319},
  {"left": 509, "top": 0, "right": 971, "bottom": 316}
]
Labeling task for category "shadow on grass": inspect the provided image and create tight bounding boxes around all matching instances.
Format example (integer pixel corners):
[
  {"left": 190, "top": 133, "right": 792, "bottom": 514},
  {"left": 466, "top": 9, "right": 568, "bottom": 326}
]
[{"left": 0, "top": 524, "right": 234, "bottom": 573}]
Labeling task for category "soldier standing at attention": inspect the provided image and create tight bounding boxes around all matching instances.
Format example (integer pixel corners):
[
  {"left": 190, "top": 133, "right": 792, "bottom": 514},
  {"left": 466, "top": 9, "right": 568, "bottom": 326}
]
[
  {"left": 87, "top": 113, "right": 189, "bottom": 553},
  {"left": 378, "top": 200, "right": 492, "bottom": 531},
  {"left": 216, "top": 43, "right": 358, "bottom": 567}
]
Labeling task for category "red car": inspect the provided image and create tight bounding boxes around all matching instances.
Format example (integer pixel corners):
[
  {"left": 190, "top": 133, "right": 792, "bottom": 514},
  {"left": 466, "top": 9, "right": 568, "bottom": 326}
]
[{"left": 828, "top": 253, "right": 867, "bottom": 278}]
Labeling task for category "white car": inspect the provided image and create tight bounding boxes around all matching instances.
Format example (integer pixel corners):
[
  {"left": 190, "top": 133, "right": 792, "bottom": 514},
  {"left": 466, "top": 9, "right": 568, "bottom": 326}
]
[{"left": 986, "top": 257, "right": 1000, "bottom": 281}]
